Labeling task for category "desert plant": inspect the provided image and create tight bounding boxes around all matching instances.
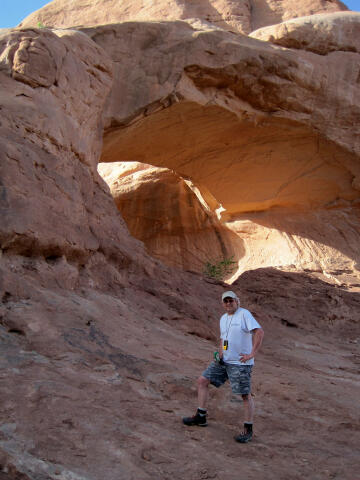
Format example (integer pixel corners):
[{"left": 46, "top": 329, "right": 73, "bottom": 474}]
[{"left": 203, "top": 255, "right": 237, "bottom": 281}]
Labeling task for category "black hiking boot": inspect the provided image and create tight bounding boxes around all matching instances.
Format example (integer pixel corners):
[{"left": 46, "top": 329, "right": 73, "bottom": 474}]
[
  {"left": 182, "top": 411, "right": 208, "bottom": 427},
  {"left": 234, "top": 423, "right": 253, "bottom": 443}
]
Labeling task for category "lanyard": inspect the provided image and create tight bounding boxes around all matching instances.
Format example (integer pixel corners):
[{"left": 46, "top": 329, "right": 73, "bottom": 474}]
[{"left": 225, "top": 314, "right": 234, "bottom": 340}]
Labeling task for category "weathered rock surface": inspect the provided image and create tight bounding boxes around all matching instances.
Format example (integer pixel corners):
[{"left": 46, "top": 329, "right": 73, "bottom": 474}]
[
  {"left": 98, "top": 162, "right": 243, "bottom": 276},
  {"left": 0, "top": 3, "right": 360, "bottom": 480},
  {"left": 19, "top": 0, "right": 349, "bottom": 34},
  {"left": 251, "top": 11, "right": 360, "bottom": 54}
]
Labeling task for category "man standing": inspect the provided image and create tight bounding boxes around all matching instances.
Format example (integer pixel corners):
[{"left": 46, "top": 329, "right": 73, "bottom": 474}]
[{"left": 183, "top": 290, "right": 264, "bottom": 443}]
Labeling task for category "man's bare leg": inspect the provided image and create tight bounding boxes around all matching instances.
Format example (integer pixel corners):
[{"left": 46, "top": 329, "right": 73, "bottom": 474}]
[
  {"left": 234, "top": 393, "right": 254, "bottom": 442},
  {"left": 183, "top": 376, "right": 210, "bottom": 426},
  {"left": 242, "top": 394, "right": 254, "bottom": 423},
  {"left": 198, "top": 376, "right": 210, "bottom": 409}
]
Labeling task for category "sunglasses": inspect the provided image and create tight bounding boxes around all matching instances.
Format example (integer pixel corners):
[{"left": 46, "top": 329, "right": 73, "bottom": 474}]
[{"left": 223, "top": 298, "right": 235, "bottom": 304}]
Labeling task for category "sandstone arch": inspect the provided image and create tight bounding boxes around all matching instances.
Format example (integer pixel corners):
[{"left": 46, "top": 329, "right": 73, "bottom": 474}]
[{"left": 92, "top": 17, "right": 360, "bottom": 277}]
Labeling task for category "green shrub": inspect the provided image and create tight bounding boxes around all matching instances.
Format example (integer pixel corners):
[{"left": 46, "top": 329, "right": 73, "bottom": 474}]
[{"left": 203, "top": 255, "right": 237, "bottom": 281}]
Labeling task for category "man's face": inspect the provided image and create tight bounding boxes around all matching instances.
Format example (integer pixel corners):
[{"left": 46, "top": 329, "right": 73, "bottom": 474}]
[{"left": 222, "top": 297, "right": 237, "bottom": 314}]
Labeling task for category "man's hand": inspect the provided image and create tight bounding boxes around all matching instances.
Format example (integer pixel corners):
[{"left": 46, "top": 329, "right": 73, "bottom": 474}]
[{"left": 239, "top": 353, "right": 254, "bottom": 363}]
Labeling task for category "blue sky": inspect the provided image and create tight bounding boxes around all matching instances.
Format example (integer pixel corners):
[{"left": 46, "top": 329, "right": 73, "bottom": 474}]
[
  {"left": 1, "top": 0, "right": 360, "bottom": 28},
  {"left": 1, "top": 1, "right": 50, "bottom": 28}
]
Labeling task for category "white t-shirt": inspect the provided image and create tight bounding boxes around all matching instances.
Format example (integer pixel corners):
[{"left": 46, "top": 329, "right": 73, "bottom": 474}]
[{"left": 220, "top": 307, "right": 261, "bottom": 365}]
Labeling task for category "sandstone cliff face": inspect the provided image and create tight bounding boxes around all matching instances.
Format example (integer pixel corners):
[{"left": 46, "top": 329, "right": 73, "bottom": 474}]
[
  {"left": 19, "top": 0, "right": 348, "bottom": 34},
  {"left": 1, "top": 3, "right": 360, "bottom": 480},
  {"left": 0, "top": 27, "right": 124, "bottom": 261}
]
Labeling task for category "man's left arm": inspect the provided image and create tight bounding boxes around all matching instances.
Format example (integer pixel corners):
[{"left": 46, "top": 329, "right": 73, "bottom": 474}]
[{"left": 240, "top": 328, "right": 264, "bottom": 363}]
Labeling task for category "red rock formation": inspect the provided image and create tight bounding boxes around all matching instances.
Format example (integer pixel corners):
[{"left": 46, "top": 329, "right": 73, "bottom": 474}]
[{"left": 0, "top": 3, "right": 359, "bottom": 480}]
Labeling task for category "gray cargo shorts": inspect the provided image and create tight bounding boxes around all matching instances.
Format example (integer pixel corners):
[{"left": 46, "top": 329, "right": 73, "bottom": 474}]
[{"left": 202, "top": 361, "right": 253, "bottom": 395}]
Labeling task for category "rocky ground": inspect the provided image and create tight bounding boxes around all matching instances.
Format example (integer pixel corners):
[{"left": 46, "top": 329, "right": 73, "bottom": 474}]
[{"left": 0, "top": 259, "right": 359, "bottom": 480}]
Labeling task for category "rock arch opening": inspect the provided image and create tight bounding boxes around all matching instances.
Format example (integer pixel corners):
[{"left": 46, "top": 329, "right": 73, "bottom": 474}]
[
  {"left": 98, "top": 99, "right": 360, "bottom": 283},
  {"left": 85, "top": 16, "right": 360, "bottom": 284}
]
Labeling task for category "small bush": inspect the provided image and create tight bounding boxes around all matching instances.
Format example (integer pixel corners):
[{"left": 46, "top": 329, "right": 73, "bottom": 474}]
[
  {"left": 203, "top": 255, "right": 237, "bottom": 281},
  {"left": 37, "top": 22, "right": 45, "bottom": 29}
]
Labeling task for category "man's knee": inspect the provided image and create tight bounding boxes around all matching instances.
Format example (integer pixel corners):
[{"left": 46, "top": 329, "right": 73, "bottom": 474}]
[{"left": 197, "top": 376, "right": 210, "bottom": 388}]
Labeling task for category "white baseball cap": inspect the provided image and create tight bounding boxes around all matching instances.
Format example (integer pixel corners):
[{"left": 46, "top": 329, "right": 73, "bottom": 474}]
[{"left": 222, "top": 291, "right": 237, "bottom": 301}]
